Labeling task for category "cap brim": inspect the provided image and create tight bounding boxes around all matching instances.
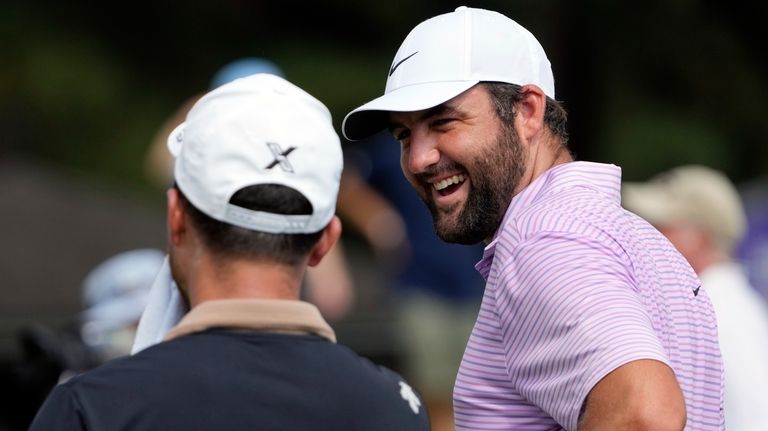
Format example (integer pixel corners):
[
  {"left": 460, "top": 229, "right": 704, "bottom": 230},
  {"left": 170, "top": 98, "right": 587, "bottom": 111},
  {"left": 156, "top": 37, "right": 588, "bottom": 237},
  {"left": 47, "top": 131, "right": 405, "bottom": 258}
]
[
  {"left": 622, "top": 182, "right": 676, "bottom": 225},
  {"left": 342, "top": 80, "right": 479, "bottom": 141}
]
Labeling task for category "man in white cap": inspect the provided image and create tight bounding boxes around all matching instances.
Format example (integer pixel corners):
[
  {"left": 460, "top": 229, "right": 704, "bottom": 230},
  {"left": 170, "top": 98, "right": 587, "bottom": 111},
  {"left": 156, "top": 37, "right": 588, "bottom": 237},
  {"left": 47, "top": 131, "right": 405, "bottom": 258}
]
[
  {"left": 343, "top": 6, "right": 724, "bottom": 431},
  {"left": 624, "top": 165, "right": 768, "bottom": 431},
  {"left": 29, "top": 74, "right": 429, "bottom": 431}
]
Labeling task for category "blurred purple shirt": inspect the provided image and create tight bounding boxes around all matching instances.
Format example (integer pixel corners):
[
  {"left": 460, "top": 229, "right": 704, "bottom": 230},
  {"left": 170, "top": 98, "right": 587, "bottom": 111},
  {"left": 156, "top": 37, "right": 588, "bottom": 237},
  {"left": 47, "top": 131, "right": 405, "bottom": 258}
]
[{"left": 454, "top": 162, "right": 724, "bottom": 431}]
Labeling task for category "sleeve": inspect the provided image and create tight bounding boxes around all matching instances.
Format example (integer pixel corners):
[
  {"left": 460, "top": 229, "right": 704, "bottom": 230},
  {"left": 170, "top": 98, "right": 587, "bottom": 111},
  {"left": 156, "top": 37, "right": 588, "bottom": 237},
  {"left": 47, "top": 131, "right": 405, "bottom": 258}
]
[
  {"left": 373, "top": 366, "right": 431, "bottom": 430},
  {"left": 28, "top": 383, "right": 88, "bottom": 431},
  {"left": 494, "top": 231, "right": 671, "bottom": 431}
]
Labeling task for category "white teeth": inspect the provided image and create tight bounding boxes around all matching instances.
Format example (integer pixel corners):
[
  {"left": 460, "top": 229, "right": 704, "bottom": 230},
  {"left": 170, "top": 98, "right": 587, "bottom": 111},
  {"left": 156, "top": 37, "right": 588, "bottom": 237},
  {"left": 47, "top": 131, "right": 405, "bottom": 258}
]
[{"left": 433, "top": 174, "right": 466, "bottom": 191}]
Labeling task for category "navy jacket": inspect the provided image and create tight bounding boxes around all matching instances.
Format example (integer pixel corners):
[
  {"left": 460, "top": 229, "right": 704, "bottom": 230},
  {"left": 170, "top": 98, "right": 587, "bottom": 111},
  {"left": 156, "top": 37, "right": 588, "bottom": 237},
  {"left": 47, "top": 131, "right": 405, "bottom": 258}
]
[{"left": 29, "top": 329, "right": 430, "bottom": 430}]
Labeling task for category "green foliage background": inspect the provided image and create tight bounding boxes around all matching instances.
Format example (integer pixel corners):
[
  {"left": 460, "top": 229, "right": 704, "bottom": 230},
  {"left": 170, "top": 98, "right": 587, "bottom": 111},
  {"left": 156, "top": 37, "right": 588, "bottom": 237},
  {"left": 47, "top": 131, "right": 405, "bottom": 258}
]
[{"left": 2, "top": 0, "right": 766, "bottom": 192}]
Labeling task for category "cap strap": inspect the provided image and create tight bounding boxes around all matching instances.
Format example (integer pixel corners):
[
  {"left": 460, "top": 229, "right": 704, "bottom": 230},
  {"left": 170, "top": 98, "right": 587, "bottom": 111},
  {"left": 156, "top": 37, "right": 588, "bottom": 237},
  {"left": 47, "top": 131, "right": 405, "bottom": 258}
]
[{"left": 225, "top": 204, "right": 315, "bottom": 234}]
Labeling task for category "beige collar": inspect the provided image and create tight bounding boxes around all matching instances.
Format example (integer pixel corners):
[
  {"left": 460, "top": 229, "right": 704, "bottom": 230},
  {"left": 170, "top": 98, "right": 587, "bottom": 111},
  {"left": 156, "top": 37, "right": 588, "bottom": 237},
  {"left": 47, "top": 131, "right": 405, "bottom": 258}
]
[{"left": 163, "top": 299, "right": 336, "bottom": 343}]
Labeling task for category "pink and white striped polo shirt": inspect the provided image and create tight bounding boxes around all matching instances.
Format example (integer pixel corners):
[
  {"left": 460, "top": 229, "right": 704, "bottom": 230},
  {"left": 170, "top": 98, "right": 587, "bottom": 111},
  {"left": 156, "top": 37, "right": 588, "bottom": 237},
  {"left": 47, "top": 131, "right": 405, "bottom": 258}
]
[{"left": 454, "top": 161, "right": 724, "bottom": 430}]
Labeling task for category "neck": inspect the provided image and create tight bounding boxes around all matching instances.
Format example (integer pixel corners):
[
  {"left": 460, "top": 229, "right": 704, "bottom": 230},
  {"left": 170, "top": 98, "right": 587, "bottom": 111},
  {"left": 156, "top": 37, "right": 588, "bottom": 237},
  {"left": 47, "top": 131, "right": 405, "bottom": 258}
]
[
  {"left": 185, "top": 254, "right": 306, "bottom": 308},
  {"left": 517, "top": 132, "right": 573, "bottom": 194}
]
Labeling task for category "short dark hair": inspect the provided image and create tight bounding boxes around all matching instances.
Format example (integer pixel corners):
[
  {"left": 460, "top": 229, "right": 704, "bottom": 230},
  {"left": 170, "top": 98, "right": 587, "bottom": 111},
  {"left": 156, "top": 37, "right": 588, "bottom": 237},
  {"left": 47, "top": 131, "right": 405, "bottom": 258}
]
[
  {"left": 482, "top": 82, "right": 570, "bottom": 149},
  {"left": 176, "top": 184, "right": 324, "bottom": 266}
]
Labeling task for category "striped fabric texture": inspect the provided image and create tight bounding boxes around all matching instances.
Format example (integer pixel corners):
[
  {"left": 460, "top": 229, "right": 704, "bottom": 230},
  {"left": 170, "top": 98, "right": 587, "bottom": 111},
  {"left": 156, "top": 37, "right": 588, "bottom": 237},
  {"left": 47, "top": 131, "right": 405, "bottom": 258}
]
[{"left": 454, "top": 162, "right": 724, "bottom": 430}]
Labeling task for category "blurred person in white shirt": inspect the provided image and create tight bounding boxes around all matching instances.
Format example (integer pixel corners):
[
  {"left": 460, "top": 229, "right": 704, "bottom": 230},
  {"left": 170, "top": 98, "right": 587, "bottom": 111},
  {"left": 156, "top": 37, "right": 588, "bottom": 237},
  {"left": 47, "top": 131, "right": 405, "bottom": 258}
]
[{"left": 624, "top": 165, "right": 768, "bottom": 431}]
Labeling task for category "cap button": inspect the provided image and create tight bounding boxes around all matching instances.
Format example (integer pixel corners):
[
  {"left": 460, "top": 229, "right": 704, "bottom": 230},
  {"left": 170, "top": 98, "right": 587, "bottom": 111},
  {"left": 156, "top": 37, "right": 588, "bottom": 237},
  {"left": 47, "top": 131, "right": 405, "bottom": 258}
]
[{"left": 455, "top": 6, "right": 468, "bottom": 12}]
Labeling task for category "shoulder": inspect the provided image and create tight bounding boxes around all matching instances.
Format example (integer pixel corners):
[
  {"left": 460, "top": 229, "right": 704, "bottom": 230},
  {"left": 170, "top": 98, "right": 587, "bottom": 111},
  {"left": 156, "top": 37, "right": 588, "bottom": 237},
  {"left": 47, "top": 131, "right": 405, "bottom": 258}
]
[
  {"left": 35, "top": 334, "right": 430, "bottom": 430},
  {"left": 46, "top": 335, "right": 210, "bottom": 401},
  {"left": 313, "top": 343, "right": 430, "bottom": 427},
  {"left": 518, "top": 185, "right": 625, "bottom": 237},
  {"left": 28, "top": 377, "right": 87, "bottom": 430},
  {"left": 496, "top": 184, "right": 646, "bottom": 271},
  {"left": 358, "top": 368, "right": 430, "bottom": 428},
  {"left": 319, "top": 341, "right": 416, "bottom": 389}
]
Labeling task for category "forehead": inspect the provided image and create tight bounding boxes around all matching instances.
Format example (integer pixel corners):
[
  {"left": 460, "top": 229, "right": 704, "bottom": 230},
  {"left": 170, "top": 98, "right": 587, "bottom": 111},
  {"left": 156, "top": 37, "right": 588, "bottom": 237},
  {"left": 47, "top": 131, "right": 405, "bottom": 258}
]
[{"left": 388, "top": 84, "right": 493, "bottom": 127}]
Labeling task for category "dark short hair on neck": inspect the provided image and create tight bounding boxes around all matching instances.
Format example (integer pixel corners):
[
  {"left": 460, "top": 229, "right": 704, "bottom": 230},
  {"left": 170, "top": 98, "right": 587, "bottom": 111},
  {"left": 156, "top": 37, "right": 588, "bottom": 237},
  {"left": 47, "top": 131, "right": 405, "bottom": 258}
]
[
  {"left": 482, "top": 82, "right": 570, "bottom": 151},
  {"left": 176, "top": 184, "right": 324, "bottom": 266}
]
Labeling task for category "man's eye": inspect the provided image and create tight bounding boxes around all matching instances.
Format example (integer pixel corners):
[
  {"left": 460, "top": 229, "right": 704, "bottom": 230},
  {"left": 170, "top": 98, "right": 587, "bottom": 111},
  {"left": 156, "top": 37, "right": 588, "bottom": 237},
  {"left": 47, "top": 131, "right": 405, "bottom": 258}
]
[
  {"left": 394, "top": 129, "right": 410, "bottom": 141},
  {"left": 431, "top": 118, "right": 455, "bottom": 128}
]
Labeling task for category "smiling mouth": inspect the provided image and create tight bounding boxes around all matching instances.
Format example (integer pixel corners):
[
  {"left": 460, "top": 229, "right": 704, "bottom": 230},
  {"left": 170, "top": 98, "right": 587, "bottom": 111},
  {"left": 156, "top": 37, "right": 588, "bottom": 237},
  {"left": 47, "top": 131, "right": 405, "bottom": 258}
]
[{"left": 432, "top": 174, "right": 467, "bottom": 196}]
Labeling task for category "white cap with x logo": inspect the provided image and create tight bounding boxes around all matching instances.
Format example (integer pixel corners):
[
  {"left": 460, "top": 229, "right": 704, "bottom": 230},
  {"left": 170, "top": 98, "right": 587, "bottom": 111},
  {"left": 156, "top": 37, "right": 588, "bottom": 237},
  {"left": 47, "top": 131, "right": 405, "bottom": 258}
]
[{"left": 168, "top": 73, "right": 343, "bottom": 234}]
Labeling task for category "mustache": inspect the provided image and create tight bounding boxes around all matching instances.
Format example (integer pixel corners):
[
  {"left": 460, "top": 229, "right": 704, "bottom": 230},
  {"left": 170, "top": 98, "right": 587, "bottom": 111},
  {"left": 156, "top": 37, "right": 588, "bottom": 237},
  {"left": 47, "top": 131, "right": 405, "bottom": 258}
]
[{"left": 414, "top": 161, "right": 465, "bottom": 183}]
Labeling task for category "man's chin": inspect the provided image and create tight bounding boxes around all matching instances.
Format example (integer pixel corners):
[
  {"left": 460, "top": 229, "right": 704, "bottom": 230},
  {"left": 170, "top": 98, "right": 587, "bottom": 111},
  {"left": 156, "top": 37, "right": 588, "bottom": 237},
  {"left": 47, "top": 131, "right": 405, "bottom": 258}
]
[
  {"left": 433, "top": 215, "right": 468, "bottom": 243},
  {"left": 432, "top": 205, "right": 493, "bottom": 245},
  {"left": 425, "top": 199, "right": 476, "bottom": 242}
]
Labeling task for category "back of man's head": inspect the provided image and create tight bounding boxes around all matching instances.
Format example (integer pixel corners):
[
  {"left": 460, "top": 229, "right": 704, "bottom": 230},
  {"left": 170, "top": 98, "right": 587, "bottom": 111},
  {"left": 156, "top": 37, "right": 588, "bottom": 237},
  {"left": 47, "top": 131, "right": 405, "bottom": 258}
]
[{"left": 168, "top": 74, "right": 343, "bottom": 265}]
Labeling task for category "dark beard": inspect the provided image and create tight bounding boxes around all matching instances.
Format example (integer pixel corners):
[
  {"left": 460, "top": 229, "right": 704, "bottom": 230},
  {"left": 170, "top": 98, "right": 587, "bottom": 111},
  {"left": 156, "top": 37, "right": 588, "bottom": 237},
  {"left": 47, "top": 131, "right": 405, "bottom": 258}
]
[{"left": 425, "top": 123, "right": 525, "bottom": 244}]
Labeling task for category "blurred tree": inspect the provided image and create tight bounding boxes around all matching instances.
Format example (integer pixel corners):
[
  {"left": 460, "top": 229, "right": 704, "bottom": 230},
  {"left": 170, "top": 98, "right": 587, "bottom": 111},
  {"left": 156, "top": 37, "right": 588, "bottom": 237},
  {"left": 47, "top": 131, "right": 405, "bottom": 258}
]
[{"left": 0, "top": 0, "right": 765, "bottom": 187}]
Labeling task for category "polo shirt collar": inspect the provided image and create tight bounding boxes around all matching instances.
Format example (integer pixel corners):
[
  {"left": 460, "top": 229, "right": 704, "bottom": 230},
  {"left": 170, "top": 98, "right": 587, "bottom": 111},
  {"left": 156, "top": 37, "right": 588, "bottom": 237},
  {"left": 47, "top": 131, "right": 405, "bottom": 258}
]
[
  {"left": 475, "top": 161, "right": 622, "bottom": 280},
  {"left": 164, "top": 299, "right": 336, "bottom": 343},
  {"left": 476, "top": 240, "right": 497, "bottom": 281}
]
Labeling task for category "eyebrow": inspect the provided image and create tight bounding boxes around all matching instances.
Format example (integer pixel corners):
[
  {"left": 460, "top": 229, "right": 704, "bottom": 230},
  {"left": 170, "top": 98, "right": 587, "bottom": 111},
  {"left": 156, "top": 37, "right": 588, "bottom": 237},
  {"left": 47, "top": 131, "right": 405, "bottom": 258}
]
[{"left": 388, "top": 103, "right": 461, "bottom": 133}]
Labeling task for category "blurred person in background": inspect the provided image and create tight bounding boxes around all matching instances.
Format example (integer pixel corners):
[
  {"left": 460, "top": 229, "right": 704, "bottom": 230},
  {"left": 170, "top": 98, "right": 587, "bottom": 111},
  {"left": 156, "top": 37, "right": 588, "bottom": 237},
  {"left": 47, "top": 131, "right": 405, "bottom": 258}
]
[
  {"left": 623, "top": 165, "right": 768, "bottom": 431},
  {"left": 30, "top": 74, "right": 429, "bottom": 431},
  {"left": 144, "top": 57, "right": 285, "bottom": 187},
  {"left": 339, "top": 130, "right": 484, "bottom": 431},
  {"left": 0, "top": 248, "right": 162, "bottom": 431},
  {"left": 78, "top": 248, "right": 165, "bottom": 364},
  {"left": 737, "top": 175, "right": 768, "bottom": 301},
  {"left": 342, "top": 6, "right": 724, "bottom": 430},
  {"left": 144, "top": 57, "right": 353, "bottom": 321}
]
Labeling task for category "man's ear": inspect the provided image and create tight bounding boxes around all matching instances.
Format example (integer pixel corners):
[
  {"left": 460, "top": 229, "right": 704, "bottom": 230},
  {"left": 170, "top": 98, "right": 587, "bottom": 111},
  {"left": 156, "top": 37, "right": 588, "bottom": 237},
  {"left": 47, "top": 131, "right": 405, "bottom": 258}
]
[
  {"left": 308, "top": 216, "right": 342, "bottom": 267},
  {"left": 167, "top": 188, "right": 186, "bottom": 246},
  {"left": 514, "top": 84, "right": 547, "bottom": 142}
]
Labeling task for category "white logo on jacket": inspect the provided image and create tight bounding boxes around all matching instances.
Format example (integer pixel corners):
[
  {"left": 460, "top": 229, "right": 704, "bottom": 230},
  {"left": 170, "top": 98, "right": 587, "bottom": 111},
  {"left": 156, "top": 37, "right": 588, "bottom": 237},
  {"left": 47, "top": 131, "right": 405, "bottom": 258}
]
[{"left": 399, "top": 381, "right": 421, "bottom": 414}]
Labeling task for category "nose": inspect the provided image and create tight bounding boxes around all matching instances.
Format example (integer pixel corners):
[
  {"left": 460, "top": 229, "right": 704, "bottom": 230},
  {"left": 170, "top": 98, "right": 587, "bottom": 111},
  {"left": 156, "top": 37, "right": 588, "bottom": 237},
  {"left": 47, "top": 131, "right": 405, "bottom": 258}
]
[{"left": 404, "top": 132, "right": 440, "bottom": 175}]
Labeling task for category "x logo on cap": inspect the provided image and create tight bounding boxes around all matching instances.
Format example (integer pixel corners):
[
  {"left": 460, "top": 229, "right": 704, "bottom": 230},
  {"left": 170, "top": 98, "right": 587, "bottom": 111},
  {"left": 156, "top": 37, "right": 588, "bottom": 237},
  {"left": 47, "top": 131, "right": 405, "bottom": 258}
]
[{"left": 266, "top": 142, "right": 296, "bottom": 173}]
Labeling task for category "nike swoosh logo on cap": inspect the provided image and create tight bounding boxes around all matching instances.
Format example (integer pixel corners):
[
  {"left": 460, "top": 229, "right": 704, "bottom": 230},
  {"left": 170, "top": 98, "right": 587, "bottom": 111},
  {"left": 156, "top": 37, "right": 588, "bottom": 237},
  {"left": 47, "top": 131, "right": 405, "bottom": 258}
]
[{"left": 389, "top": 51, "right": 419, "bottom": 76}]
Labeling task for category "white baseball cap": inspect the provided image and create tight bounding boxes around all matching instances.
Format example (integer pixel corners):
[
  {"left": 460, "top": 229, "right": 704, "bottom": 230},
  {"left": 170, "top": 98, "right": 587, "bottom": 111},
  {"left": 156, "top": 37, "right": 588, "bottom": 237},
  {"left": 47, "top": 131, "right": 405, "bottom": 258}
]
[
  {"left": 342, "top": 6, "right": 555, "bottom": 141},
  {"left": 168, "top": 73, "right": 343, "bottom": 234},
  {"left": 622, "top": 165, "right": 747, "bottom": 253}
]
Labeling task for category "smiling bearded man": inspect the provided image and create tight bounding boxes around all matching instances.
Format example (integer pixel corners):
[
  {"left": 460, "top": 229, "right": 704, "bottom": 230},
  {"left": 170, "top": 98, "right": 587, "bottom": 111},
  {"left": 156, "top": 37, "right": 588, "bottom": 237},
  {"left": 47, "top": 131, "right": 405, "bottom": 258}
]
[
  {"left": 408, "top": 84, "right": 526, "bottom": 245},
  {"left": 342, "top": 6, "right": 724, "bottom": 431}
]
